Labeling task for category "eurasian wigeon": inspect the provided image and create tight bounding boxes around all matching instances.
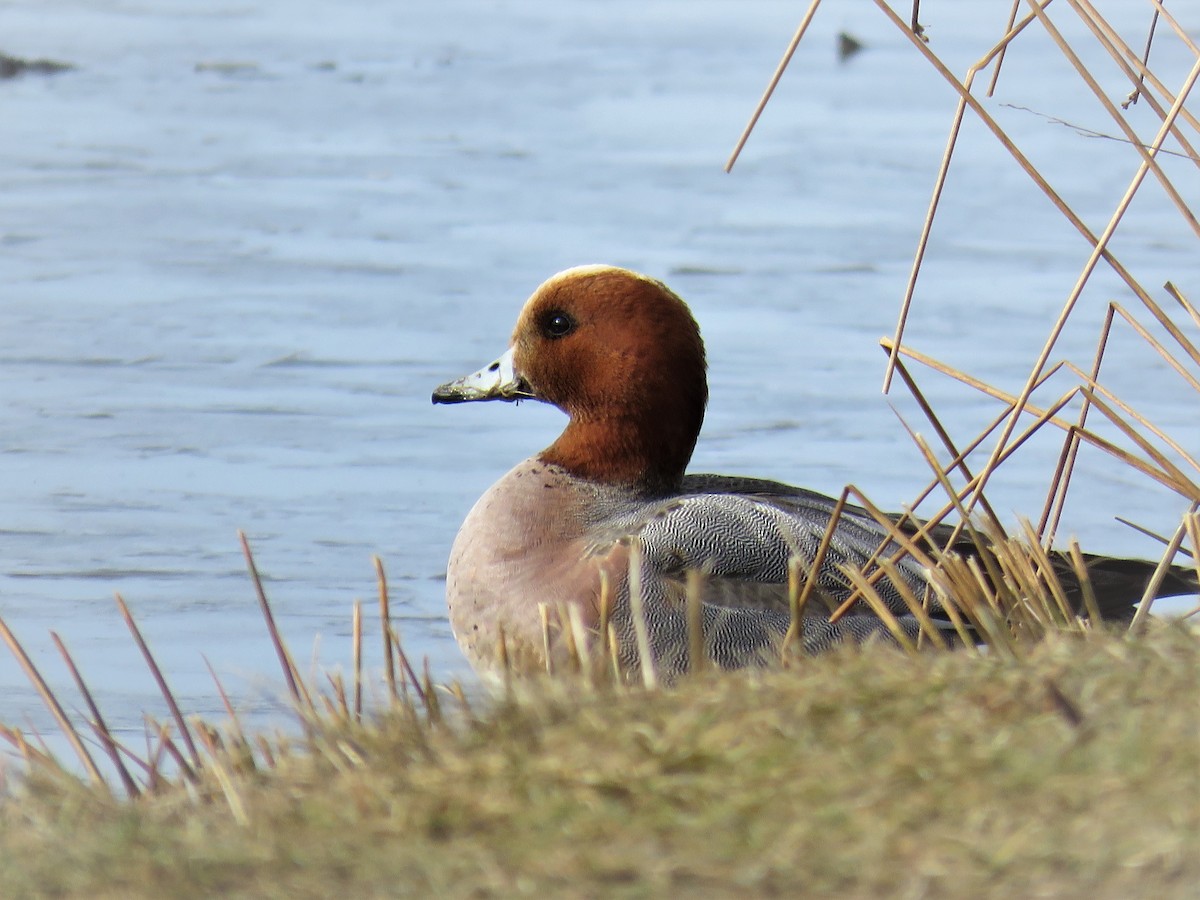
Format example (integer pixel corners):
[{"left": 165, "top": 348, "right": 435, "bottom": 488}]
[{"left": 433, "top": 265, "right": 1195, "bottom": 676}]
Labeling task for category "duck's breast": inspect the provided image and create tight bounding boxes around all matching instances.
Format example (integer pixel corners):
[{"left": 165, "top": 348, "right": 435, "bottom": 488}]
[{"left": 446, "top": 458, "right": 630, "bottom": 671}]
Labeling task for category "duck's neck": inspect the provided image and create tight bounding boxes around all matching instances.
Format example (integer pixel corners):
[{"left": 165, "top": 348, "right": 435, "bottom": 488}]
[{"left": 540, "top": 413, "right": 699, "bottom": 496}]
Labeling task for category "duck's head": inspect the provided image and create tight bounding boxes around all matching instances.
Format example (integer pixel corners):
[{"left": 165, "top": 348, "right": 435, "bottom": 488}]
[{"left": 433, "top": 265, "right": 708, "bottom": 494}]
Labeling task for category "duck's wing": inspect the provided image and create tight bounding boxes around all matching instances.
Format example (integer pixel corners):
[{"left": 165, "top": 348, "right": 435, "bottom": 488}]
[
  {"left": 625, "top": 475, "right": 934, "bottom": 618},
  {"left": 677, "top": 475, "right": 1197, "bottom": 622},
  {"left": 591, "top": 479, "right": 935, "bottom": 669}
]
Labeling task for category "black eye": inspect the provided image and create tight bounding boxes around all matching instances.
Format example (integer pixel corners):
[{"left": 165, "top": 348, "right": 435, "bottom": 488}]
[{"left": 542, "top": 310, "right": 576, "bottom": 339}]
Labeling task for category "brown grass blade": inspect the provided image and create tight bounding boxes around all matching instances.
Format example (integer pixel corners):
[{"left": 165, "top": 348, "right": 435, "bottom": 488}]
[
  {"left": 239, "top": 531, "right": 307, "bottom": 710},
  {"left": 1130, "top": 504, "right": 1198, "bottom": 630},
  {"left": 51, "top": 632, "right": 140, "bottom": 798},
  {"left": 1030, "top": 2, "right": 1200, "bottom": 238},
  {"left": 0, "top": 615, "right": 106, "bottom": 787},
  {"left": 115, "top": 593, "right": 201, "bottom": 772},
  {"left": 626, "top": 543, "right": 658, "bottom": 690},
  {"left": 352, "top": 600, "right": 363, "bottom": 722},
  {"left": 1067, "top": 541, "right": 1103, "bottom": 626},
  {"left": 725, "top": 0, "right": 825, "bottom": 172},
  {"left": 1165, "top": 282, "right": 1200, "bottom": 330},
  {"left": 373, "top": 556, "right": 397, "bottom": 701},
  {"left": 838, "top": 565, "right": 917, "bottom": 654}
]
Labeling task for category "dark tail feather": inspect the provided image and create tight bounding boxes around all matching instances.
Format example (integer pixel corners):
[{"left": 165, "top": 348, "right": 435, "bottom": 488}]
[
  {"left": 1050, "top": 552, "right": 1198, "bottom": 621},
  {"left": 891, "top": 513, "right": 1196, "bottom": 623}
]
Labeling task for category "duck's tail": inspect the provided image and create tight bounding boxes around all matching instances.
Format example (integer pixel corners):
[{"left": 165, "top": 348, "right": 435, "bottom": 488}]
[{"left": 1049, "top": 552, "right": 1198, "bottom": 621}]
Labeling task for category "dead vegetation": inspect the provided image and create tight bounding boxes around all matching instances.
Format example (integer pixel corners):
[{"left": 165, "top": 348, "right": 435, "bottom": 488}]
[{"left": 1, "top": 1, "right": 1198, "bottom": 896}]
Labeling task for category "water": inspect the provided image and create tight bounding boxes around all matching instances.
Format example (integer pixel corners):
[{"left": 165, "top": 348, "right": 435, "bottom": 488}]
[{"left": 1, "top": 1, "right": 1197, "bottom": 747}]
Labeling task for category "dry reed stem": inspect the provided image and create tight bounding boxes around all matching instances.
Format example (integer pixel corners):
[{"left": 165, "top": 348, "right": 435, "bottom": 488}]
[
  {"left": 876, "top": 557, "right": 949, "bottom": 651},
  {"left": 797, "top": 487, "right": 853, "bottom": 617},
  {"left": 565, "top": 603, "right": 593, "bottom": 681},
  {"left": 1184, "top": 513, "right": 1200, "bottom": 616},
  {"left": 51, "top": 632, "right": 140, "bottom": 798},
  {"left": 239, "top": 532, "right": 307, "bottom": 712},
  {"left": 840, "top": 566, "right": 918, "bottom": 653},
  {"left": 1033, "top": 1, "right": 1199, "bottom": 237},
  {"left": 1113, "top": 516, "right": 1194, "bottom": 559},
  {"left": 1016, "top": 519, "right": 1074, "bottom": 623},
  {"left": 884, "top": 0, "right": 1047, "bottom": 390},
  {"left": 324, "top": 672, "right": 348, "bottom": 719},
  {"left": 882, "top": 339, "right": 1076, "bottom": 430},
  {"left": 733, "top": 4, "right": 1196, "bottom": 623},
  {"left": 115, "top": 594, "right": 201, "bottom": 774},
  {"left": 1068, "top": 361, "right": 1200, "bottom": 476},
  {"left": 386, "top": 626, "right": 427, "bottom": 709},
  {"left": 1165, "top": 282, "right": 1200, "bottom": 330},
  {"left": 597, "top": 568, "right": 612, "bottom": 659},
  {"left": 985, "top": 0, "right": 1024, "bottom": 96},
  {"left": 554, "top": 604, "right": 582, "bottom": 673},
  {"left": 0, "top": 615, "right": 105, "bottom": 786},
  {"left": 421, "top": 659, "right": 441, "bottom": 724},
  {"left": 780, "top": 555, "right": 809, "bottom": 658},
  {"left": 351, "top": 601, "right": 363, "bottom": 722},
  {"left": 1040, "top": 300, "right": 1120, "bottom": 543},
  {"left": 207, "top": 753, "right": 250, "bottom": 827},
  {"left": 143, "top": 716, "right": 193, "bottom": 785},
  {"left": 946, "top": 555, "right": 1010, "bottom": 650},
  {"left": 201, "top": 656, "right": 254, "bottom": 775},
  {"left": 626, "top": 543, "right": 658, "bottom": 690},
  {"left": 607, "top": 623, "right": 622, "bottom": 682},
  {"left": 930, "top": 390, "right": 1081, "bottom": 540},
  {"left": 1071, "top": 0, "right": 1200, "bottom": 150},
  {"left": 1067, "top": 541, "right": 1103, "bottom": 625},
  {"left": 1072, "top": 385, "right": 1200, "bottom": 499},
  {"left": 949, "top": 566, "right": 1008, "bottom": 630},
  {"left": 999, "top": 546, "right": 1057, "bottom": 631},
  {"left": 887, "top": 357, "right": 1003, "bottom": 533},
  {"left": 904, "top": 429, "right": 1024, "bottom": 629},
  {"left": 965, "top": 555, "right": 1028, "bottom": 653},
  {"left": 902, "top": 416, "right": 994, "bottom": 565},
  {"left": 884, "top": 352, "right": 1062, "bottom": 534},
  {"left": 1130, "top": 503, "right": 1198, "bottom": 630},
  {"left": 1036, "top": 285, "right": 1200, "bottom": 547},
  {"left": 964, "top": 41, "right": 1197, "bottom": 526},
  {"left": 867, "top": 0, "right": 1195, "bottom": 525},
  {"left": 1144, "top": 0, "right": 1200, "bottom": 63},
  {"left": 538, "top": 604, "right": 554, "bottom": 676},
  {"left": 0, "top": 725, "right": 58, "bottom": 773},
  {"left": 1118, "top": 294, "right": 1200, "bottom": 377},
  {"left": 882, "top": 337, "right": 1194, "bottom": 502},
  {"left": 373, "top": 556, "right": 397, "bottom": 701},
  {"left": 887, "top": 376, "right": 1080, "bottom": 570},
  {"left": 724, "top": 0, "right": 824, "bottom": 172},
  {"left": 825, "top": 485, "right": 944, "bottom": 623},
  {"left": 1120, "top": 3, "right": 1160, "bottom": 108}
]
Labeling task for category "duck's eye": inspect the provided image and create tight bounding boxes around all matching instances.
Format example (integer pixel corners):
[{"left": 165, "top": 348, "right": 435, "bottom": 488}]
[{"left": 542, "top": 311, "right": 576, "bottom": 339}]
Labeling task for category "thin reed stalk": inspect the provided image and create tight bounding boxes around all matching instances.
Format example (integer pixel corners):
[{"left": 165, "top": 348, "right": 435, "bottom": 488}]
[{"left": 115, "top": 594, "right": 201, "bottom": 774}]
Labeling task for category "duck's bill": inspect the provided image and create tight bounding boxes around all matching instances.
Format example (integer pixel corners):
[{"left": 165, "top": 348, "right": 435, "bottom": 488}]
[{"left": 432, "top": 346, "right": 535, "bottom": 404}]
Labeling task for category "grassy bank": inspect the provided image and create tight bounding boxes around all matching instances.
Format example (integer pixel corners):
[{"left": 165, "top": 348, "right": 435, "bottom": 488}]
[{"left": 1, "top": 624, "right": 1196, "bottom": 898}]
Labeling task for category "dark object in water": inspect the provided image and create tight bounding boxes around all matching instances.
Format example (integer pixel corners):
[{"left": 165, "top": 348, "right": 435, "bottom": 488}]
[
  {"left": 0, "top": 52, "right": 73, "bottom": 80},
  {"left": 838, "top": 32, "right": 865, "bottom": 62}
]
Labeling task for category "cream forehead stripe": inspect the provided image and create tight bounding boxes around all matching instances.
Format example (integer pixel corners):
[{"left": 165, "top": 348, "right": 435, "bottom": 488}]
[{"left": 535, "top": 264, "right": 662, "bottom": 293}]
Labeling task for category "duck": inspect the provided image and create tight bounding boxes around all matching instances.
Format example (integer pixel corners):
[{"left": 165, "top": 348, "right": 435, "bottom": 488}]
[{"left": 433, "top": 265, "right": 1196, "bottom": 676}]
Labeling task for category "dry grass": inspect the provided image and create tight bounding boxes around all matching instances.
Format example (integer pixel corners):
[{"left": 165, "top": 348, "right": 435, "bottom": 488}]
[
  {"left": 0, "top": 529, "right": 1196, "bottom": 897},
  {"left": 733, "top": 0, "right": 1200, "bottom": 568},
  {"left": 0, "top": 2, "right": 1198, "bottom": 896},
  {"left": 0, "top": 624, "right": 1197, "bottom": 898}
]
